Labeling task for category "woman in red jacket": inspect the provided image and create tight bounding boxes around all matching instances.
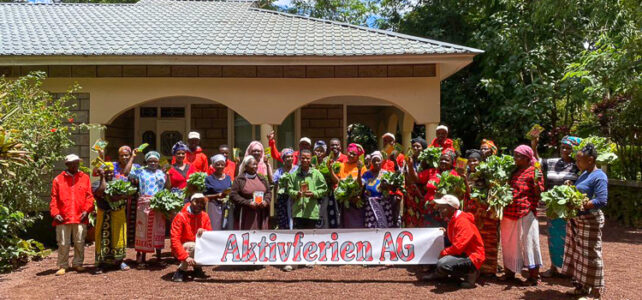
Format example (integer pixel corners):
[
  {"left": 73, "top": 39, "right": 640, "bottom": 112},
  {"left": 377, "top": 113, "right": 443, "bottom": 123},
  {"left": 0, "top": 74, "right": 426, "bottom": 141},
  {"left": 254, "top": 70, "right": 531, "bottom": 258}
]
[
  {"left": 167, "top": 141, "right": 196, "bottom": 193},
  {"left": 422, "top": 195, "right": 485, "bottom": 289},
  {"left": 170, "top": 193, "right": 212, "bottom": 282}
]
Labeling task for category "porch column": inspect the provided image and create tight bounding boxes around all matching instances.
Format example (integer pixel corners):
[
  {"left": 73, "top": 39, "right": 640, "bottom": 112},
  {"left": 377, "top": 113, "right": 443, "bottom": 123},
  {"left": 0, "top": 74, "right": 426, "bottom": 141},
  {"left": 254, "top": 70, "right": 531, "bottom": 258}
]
[
  {"left": 401, "top": 112, "right": 415, "bottom": 150},
  {"left": 259, "top": 124, "right": 274, "bottom": 149},
  {"left": 425, "top": 122, "right": 439, "bottom": 144}
]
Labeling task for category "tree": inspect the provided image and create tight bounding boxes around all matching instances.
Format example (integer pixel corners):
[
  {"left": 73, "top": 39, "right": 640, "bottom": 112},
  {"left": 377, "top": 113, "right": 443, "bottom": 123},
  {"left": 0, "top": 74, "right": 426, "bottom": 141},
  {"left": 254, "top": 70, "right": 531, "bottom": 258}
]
[{"left": 284, "top": 0, "right": 379, "bottom": 26}]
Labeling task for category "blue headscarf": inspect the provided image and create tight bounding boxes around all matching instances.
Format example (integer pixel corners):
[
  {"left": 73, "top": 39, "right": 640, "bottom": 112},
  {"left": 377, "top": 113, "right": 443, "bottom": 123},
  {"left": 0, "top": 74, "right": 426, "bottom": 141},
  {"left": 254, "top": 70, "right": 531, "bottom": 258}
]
[
  {"left": 281, "top": 148, "right": 295, "bottom": 157},
  {"left": 561, "top": 136, "right": 582, "bottom": 147},
  {"left": 172, "top": 141, "right": 190, "bottom": 155},
  {"left": 145, "top": 151, "right": 160, "bottom": 161},
  {"left": 314, "top": 140, "right": 327, "bottom": 152}
]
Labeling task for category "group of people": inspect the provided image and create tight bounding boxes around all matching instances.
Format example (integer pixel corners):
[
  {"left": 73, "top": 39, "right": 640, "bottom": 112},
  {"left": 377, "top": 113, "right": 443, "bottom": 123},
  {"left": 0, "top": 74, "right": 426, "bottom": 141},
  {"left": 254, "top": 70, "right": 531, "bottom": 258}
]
[{"left": 49, "top": 126, "right": 608, "bottom": 298}]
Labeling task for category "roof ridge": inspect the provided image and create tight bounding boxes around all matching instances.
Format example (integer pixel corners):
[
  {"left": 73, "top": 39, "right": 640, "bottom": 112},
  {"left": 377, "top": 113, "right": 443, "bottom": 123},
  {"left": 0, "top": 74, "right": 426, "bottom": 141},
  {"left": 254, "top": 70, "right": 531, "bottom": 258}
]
[{"left": 250, "top": 7, "right": 483, "bottom": 54}]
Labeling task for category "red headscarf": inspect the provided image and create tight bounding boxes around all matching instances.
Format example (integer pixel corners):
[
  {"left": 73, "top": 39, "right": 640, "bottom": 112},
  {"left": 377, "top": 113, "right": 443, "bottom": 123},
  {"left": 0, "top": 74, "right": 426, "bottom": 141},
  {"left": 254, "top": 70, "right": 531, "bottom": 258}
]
[
  {"left": 514, "top": 144, "right": 536, "bottom": 165},
  {"left": 347, "top": 143, "right": 364, "bottom": 156}
]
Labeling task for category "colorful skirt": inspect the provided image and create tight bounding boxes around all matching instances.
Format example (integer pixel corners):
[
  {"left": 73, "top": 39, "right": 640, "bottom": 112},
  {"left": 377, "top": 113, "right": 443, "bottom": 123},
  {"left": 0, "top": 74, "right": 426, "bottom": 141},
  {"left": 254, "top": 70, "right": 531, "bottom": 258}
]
[
  {"left": 365, "top": 196, "right": 395, "bottom": 228},
  {"left": 134, "top": 196, "right": 166, "bottom": 252},
  {"left": 562, "top": 210, "right": 605, "bottom": 289},
  {"left": 477, "top": 215, "right": 499, "bottom": 274},
  {"left": 342, "top": 205, "right": 365, "bottom": 228},
  {"left": 403, "top": 184, "right": 426, "bottom": 228},
  {"left": 276, "top": 193, "right": 293, "bottom": 230},
  {"left": 327, "top": 193, "right": 340, "bottom": 228},
  {"left": 95, "top": 207, "right": 127, "bottom": 265},
  {"left": 500, "top": 211, "right": 543, "bottom": 273},
  {"left": 125, "top": 195, "right": 137, "bottom": 247},
  {"left": 548, "top": 218, "right": 567, "bottom": 268}
]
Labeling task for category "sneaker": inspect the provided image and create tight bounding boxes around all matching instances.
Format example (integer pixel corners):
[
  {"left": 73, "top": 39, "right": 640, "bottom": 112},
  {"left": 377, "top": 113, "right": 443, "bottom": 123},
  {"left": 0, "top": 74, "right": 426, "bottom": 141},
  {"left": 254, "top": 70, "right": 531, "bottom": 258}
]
[
  {"left": 120, "top": 262, "right": 130, "bottom": 271},
  {"left": 93, "top": 268, "right": 103, "bottom": 275},
  {"left": 172, "top": 270, "right": 186, "bottom": 282},
  {"left": 74, "top": 266, "right": 86, "bottom": 273},
  {"left": 55, "top": 268, "right": 66, "bottom": 276},
  {"left": 282, "top": 265, "right": 294, "bottom": 272},
  {"left": 192, "top": 267, "right": 207, "bottom": 278},
  {"left": 460, "top": 281, "right": 476, "bottom": 289},
  {"left": 421, "top": 271, "right": 446, "bottom": 281}
]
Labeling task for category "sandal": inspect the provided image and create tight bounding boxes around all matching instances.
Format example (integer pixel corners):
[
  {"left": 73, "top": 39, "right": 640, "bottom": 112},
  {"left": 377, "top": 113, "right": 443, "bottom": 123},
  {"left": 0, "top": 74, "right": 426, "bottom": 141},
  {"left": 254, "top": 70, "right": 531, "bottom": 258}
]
[
  {"left": 120, "top": 262, "right": 130, "bottom": 271},
  {"left": 566, "top": 287, "right": 589, "bottom": 296}
]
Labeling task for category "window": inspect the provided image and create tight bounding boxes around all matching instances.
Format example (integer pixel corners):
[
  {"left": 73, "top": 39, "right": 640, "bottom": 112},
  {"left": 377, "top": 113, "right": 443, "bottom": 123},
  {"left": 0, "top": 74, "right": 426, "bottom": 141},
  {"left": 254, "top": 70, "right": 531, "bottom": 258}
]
[
  {"left": 160, "top": 131, "right": 183, "bottom": 156},
  {"left": 160, "top": 107, "right": 185, "bottom": 118},
  {"left": 142, "top": 131, "right": 156, "bottom": 154},
  {"left": 140, "top": 107, "right": 157, "bottom": 118}
]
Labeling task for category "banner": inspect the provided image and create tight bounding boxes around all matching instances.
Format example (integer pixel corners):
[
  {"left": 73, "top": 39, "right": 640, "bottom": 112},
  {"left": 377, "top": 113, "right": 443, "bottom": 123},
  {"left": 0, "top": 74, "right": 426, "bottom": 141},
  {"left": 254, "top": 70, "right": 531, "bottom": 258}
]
[{"left": 195, "top": 228, "right": 444, "bottom": 265}]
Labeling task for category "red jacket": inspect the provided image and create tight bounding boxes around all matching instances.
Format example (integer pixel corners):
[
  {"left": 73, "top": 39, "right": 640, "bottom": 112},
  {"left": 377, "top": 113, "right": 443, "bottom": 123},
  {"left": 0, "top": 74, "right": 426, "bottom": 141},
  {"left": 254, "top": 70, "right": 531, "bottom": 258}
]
[
  {"left": 269, "top": 139, "right": 301, "bottom": 165},
  {"left": 172, "top": 146, "right": 209, "bottom": 173},
  {"left": 168, "top": 164, "right": 197, "bottom": 189},
  {"left": 440, "top": 211, "right": 486, "bottom": 270},
  {"left": 430, "top": 138, "right": 455, "bottom": 154},
  {"left": 334, "top": 153, "right": 348, "bottom": 163},
  {"left": 382, "top": 153, "right": 405, "bottom": 172},
  {"left": 50, "top": 171, "right": 94, "bottom": 226},
  {"left": 171, "top": 204, "right": 212, "bottom": 261}
]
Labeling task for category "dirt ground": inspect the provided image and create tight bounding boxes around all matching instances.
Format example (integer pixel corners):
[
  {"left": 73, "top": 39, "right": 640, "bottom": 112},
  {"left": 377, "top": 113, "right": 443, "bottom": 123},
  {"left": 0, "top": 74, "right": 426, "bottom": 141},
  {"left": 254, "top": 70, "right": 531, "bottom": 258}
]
[{"left": 1, "top": 217, "right": 641, "bottom": 300}]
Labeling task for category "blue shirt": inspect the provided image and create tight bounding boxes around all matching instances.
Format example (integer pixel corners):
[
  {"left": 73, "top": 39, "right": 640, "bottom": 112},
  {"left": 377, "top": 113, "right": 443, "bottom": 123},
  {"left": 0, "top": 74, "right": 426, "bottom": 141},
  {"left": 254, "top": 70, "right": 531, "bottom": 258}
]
[
  {"left": 362, "top": 170, "right": 387, "bottom": 198},
  {"left": 575, "top": 169, "right": 608, "bottom": 214},
  {"left": 273, "top": 165, "right": 298, "bottom": 185},
  {"left": 205, "top": 174, "right": 232, "bottom": 194}
]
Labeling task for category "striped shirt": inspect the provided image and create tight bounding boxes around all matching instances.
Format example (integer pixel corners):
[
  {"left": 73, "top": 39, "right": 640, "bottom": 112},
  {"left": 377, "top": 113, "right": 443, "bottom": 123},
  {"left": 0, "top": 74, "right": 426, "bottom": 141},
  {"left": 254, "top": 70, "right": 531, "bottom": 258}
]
[{"left": 541, "top": 158, "right": 579, "bottom": 189}]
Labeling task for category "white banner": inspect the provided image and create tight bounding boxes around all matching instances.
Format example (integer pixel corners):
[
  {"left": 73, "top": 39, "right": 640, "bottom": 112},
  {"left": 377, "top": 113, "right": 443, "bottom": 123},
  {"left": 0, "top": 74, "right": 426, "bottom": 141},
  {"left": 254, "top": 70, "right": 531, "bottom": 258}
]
[{"left": 195, "top": 228, "right": 444, "bottom": 265}]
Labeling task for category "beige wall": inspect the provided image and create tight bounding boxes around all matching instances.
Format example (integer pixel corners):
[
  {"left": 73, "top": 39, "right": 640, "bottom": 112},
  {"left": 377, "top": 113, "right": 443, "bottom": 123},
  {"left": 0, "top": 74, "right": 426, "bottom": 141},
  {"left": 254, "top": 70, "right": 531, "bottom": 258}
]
[{"left": 40, "top": 77, "right": 441, "bottom": 127}]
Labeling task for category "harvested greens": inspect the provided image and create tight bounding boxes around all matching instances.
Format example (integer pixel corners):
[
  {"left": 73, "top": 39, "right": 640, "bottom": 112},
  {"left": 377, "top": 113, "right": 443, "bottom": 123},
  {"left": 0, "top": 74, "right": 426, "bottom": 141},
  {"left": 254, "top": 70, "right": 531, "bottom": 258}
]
[
  {"left": 572, "top": 136, "right": 618, "bottom": 165},
  {"left": 435, "top": 171, "right": 466, "bottom": 200},
  {"left": 541, "top": 185, "right": 585, "bottom": 219},
  {"left": 381, "top": 171, "right": 405, "bottom": 194},
  {"left": 334, "top": 176, "right": 363, "bottom": 208},
  {"left": 417, "top": 147, "right": 442, "bottom": 170},
  {"left": 186, "top": 172, "right": 207, "bottom": 192},
  {"left": 104, "top": 180, "right": 137, "bottom": 210},
  {"left": 469, "top": 155, "right": 516, "bottom": 219},
  {"left": 150, "top": 189, "right": 184, "bottom": 217}
]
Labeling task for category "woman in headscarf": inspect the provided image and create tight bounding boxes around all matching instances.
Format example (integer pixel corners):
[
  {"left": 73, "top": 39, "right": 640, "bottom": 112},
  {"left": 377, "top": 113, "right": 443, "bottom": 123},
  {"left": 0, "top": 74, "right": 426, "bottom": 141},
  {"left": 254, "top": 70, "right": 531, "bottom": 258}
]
[
  {"left": 480, "top": 139, "right": 498, "bottom": 161},
  {"left": 230, "top": 156, "right": 272, "bottom": 230},
  {"left": 500, "top": 145, "right": 545, "bottom": 286},
  {"left": 464, "top": 149, "right": 499, "bottom": 277},
  {"left": 363, "top": 151, "right": 395, "bottom": 228},
  {"left": 562, "top": 143, "right": 608, "bottom": 299},
  {"left": 205, "top": 154, "right": 233, "bottom": 230},
  {"left": 242, "top": 141, "right": 268, "bottom": 176},
  {"left": 129, "top": 151, "right": 167, "bottom": 266},
  {"left": 429, "top": 125, "right": 455, "bottom": 153},
  {"left": 272, "top": 148, "right": 298, "bottom": 229},
  {"left": 533, "top": 135, "right": 581, "bottom": 278},
  {"left": 402, "top": 138, "right": 429, "bottom": 228},
  {"left": 328, "top": 143, "right": 367, "bottom": 228},
  {"left": 93, "top": 163, "right": 130, "bottom": 273},
  {"left": 313, "top": 140, "right": 328, "bottom": 163},
  {"left": 166, "top": 141, "right": 196, "bottom": 193}
]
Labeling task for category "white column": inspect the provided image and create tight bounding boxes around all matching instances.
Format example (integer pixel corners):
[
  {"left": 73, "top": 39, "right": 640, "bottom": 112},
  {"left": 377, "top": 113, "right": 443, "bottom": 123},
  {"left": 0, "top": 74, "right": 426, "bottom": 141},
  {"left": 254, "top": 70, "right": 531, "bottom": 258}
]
[
  {"left": 259, "top": 124, "right": 273, "bottom": 147},
  {"left": 425, "top": 122, "right": 439, "bottom": 143},
  {"left": 401, "top": 112, "right": 415, "bottom": 150}
]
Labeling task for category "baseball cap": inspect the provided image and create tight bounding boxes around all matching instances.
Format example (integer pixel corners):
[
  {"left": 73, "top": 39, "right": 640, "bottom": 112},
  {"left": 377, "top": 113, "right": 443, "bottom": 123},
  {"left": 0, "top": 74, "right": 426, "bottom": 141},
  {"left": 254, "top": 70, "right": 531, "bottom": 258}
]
[
  {"left": 64, "top": 154, "right": 80, "bottom": 163},
  {"left": 188, "top": 131, "right": 201, "bottom": 140},
  {"left": 433, "top": 194, "right": 460, "bottom": 209}
]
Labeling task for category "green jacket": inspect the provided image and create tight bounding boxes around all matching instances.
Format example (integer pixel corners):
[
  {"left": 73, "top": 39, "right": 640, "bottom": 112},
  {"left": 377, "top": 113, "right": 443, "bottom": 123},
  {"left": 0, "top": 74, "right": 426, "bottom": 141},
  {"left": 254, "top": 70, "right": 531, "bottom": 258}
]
[{"left": 286, "top": 167, "right": 328, "bottom": 220}]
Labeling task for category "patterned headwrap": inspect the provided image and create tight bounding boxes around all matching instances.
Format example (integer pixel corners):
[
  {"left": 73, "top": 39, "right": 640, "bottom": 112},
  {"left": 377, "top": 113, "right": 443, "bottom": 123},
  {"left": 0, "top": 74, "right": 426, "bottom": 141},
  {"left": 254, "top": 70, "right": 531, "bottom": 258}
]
[
  {"left": 443, "top": 149, "right": 457, "bottom": 161},
  {"left": 118, "top": 145, "right": 132, "bottom": 154},
  {"left": 210, "top": 154, "right": 226, "bottom": 165},
  {"left": 481, "top": 139, "right": 498, "bottom": 155},
  {"left": 172, "top": 141, "right": 190, "bottom": 155},
  {"left": 370, "top": 151, "right": 383, "bottom": 161},
  {"left": 347, "top": 143, "right": 364, "bottom": 156},
  {"left": 145, "top": 151, "right": 160, "bottom": 161},
  {"left": 411, "top": 137, "right": 428, "bottom": 149},
  {"left": 561, "top": 136, "right": 582, "bottom": 147},
  {"left": 314, "top": 140, "right": 327, "bottom": 152},
  {"left": 514, "top": 145, "right": 536, "bottom": 165},
  {"left": 466, "top": 149, "right": 482, "bottom": 160},
  {"left": 281, "top": 148, "right": 295, "bottom": 157}
]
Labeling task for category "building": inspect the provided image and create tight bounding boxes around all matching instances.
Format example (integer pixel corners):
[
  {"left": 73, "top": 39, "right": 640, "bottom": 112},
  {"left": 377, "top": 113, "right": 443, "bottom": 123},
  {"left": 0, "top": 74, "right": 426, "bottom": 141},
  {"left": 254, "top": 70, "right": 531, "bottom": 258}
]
[{"left": 0, "top": 0, "right": 482, "bottom": 162}]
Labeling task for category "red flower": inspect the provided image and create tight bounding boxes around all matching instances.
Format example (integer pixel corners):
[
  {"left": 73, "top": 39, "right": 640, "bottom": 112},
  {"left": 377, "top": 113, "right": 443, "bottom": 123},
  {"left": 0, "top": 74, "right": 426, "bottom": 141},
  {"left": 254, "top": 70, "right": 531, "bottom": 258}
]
[
  {"left": 68, "top": 118, "right": 74, "bottom": 123},
  {"left": 50, "top": 128, "right": 57, "bottom": 132}
]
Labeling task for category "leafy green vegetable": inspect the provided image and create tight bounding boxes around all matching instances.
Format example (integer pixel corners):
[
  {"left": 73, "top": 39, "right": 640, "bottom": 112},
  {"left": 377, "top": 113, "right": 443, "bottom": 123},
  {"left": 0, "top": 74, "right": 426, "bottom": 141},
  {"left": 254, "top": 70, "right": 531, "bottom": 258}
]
[
  {"left": 541, "top": 185, "right": 585, "bottom": 219},
  {"left": 572, "top": 136, "right": 618, "bottom": 165},
  {"left": 334, "top": 176, "right": 363, "bottom": 208},
  {"left": 315, "top": 156, "right": 341, "bottom": 177},
  {"left": 470, "top": 155, "right": 516, "bottom": 219},
  {"left": 435, "top": 171, "right": 466, "bottom": 200},
  {"left": 417, "top": 147, "right": 442, "bottom": 170},
  {"left": 150, "top": 189, "right": 184, "bottom": 217},
  {"left": 104, "top": 180, "right": 137, "bottom": 211},
  {"left": 277, "top": 172, "right": 291, "bottom": 196},
  {"left": 186, "top": 172, "right": 207, "bottom": 192},
  {"left": 381, "top": 171, "right": 405, "bottom": 194}
]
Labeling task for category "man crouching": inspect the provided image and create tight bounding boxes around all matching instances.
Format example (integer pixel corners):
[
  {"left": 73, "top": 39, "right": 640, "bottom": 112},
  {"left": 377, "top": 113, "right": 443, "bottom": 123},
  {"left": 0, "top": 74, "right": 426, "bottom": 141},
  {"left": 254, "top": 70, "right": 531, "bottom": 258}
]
[
  {"left": 422, "top": 195, "right": 485, "bottom": 289},
  {"left": 171, "top": 193, "right": 212, "bottom": 282}
]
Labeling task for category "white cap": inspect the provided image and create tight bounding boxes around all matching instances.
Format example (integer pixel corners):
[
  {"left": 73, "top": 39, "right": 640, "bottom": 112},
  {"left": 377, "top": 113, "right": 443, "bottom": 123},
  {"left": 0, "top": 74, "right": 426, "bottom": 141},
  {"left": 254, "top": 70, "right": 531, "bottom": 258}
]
[
  {"left": 64, "top": 154, "right": 80, "bottom": 163},
  {"left": 436, "top": 125, "right": 449, "bottom": 133},
  {"left": 434, "top": 194, "right": 460, "bottom": 209},
  {"left": 188, "top": 131, "right": 201, "bottom": 140},
  {"left": 299, "top": 137, "right": 312, "bottom": 145},
  {"left": 190, "top": 193, "right": 206, "bottom": 201},
  {"left": 382, "top": 133, "right": 395, "bottom": 141}
]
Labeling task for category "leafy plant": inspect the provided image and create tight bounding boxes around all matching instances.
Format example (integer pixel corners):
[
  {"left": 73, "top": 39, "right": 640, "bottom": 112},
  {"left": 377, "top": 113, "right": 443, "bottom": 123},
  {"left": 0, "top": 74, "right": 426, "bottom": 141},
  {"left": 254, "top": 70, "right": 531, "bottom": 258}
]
[
  {"left": 417, "top": 147, "right": 442, "bottom": 170},
  {"left": 435, "top": 171, "right": 466, "bottom": 200},
  {"left": 470, "top": 155, "right": 516, "bottom": 219},
  {"left": 315, "top": 156, "right": 341, "bottom": 177},
  {"left": 150, "top": 189, "right": 184, "bottom": 217},
  {"left": 334, "top": 176, "right": 363, "bottom": 208},
  {"left": 0, "top": 204, "right": 50, "bottom": 272},
  {"left": 572, "top": 136, "right": 619, "bottom": 165},
  {"left": 381, "top": 171, "right": 405, "bottom": 194},
  {"left": 104, "top": 180, "right": 137, "bottom": 211},
  {"left": 186, "top": 172, "right": 207, "bottom": 192},
  {"left": 541, "top": 185, "right": 586, "bottom": 219}
]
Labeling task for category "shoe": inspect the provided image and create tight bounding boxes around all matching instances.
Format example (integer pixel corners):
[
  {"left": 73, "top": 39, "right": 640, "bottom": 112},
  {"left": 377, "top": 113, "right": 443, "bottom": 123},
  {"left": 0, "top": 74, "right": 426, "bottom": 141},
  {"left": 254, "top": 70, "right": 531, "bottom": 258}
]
[
  {"left": 192, "top": 267, "right": 207, "bottom": 278},
  {"left": 522, "top": 277, "right": 540, "bottom": 286},
  {"left": 55, "top": 268, "right": 66, "bottom": 276},
  {"left": 74, "top": 266, "right": 86, "bottom": 272},
  {"left": 172, "top": 270, "right": 186, "bottom": 282},
  {"left": 542, "top": 267, "right": 560, "bottom": 278},
  {"left": 93, "top": 268, "right": 103, "bottom": 275},
  {"left": 566, "top": 287, "right": 589, "bottom": 296},
  {"left": 120, "top": 262, "right": 130, "bottom": 271},
  {"left": 305, "top": 264, "right": 314, "bottom": 269},
  {"left": 498, "top": 272, "right": 516, "bottom": 282},
  {"left": 460, "top": 281, "right": 476, "bottom": 289},
  {"left": 462, "top": 270, "right": 479, "bottom": 288},
  {"left": 421, "top": 271, "right": 446, "bottom": 281},
  {"left": 282, "top": 265, "right": 294, "bottom": 272}
]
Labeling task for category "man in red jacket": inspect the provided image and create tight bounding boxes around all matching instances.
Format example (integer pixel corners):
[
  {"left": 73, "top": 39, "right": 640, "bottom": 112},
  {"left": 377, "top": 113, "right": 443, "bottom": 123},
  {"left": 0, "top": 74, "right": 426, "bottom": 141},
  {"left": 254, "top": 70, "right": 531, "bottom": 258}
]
[
  {"left": 171, "top": 193, "right": 212, "bottom": 282},
  {"left": 50, "top": 154, "right": 95, "bottom": 276},
  {"left": 172, "top": 131, "right": 209, "bottom": 172},
  {"left": 422, "top": 195, "right": 485, "bottom": 289}
]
